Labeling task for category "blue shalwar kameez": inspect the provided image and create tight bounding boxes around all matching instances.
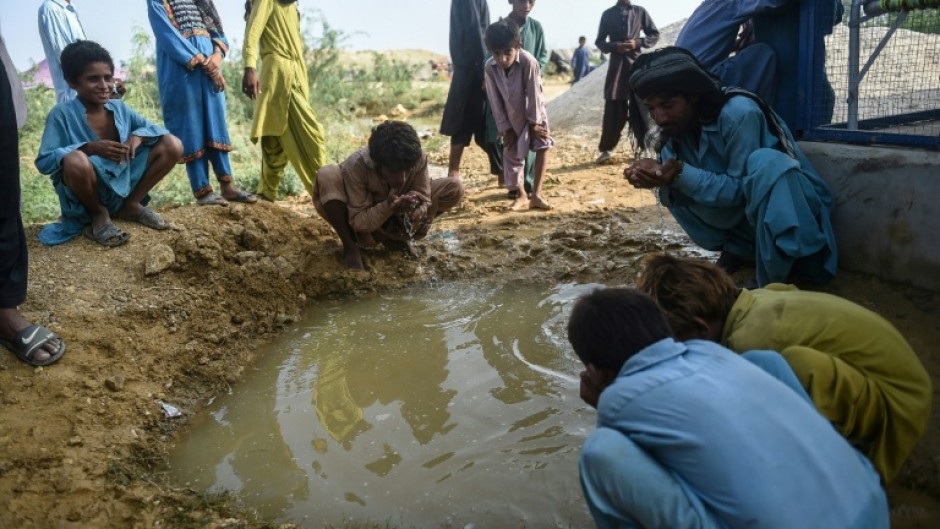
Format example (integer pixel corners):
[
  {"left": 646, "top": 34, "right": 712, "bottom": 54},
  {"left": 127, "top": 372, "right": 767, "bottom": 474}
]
[
  {"left": 35, "top": 99, "right": 169, "bottom": 245},
  {"left": 580, "top": 338, "right": 889, "bottom": 529},
  {"left": 658, "top": 95, "right": 837, "bottom": 285},
  {"left": 148, "top": 0, "right": 233, "bottom": 198}
]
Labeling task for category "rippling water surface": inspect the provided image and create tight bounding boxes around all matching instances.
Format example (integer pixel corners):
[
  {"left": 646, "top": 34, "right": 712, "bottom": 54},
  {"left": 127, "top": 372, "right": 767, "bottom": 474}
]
[{"left": 169, "top": 282, "right": 606, "bottom": 528}]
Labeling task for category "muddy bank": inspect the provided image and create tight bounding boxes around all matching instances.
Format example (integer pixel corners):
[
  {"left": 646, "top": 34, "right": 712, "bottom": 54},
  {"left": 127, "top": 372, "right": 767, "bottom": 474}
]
[{"left": 1, "top": 137, "right": 938, "bottom": 528}]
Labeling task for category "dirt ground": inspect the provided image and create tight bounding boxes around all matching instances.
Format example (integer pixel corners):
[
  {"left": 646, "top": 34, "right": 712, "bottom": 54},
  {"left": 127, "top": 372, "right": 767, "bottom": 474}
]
[{"left": 1, "top": 127, "right": 939, "bottom": 528}]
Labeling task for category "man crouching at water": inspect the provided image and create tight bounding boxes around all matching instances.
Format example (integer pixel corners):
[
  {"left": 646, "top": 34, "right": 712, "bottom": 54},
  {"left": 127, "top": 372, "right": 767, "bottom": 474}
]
[
  {"left": 314, "top": 120, "right": 464, "bottom": 270},
  {"left": 568, "top": 287, "right": 888, "bottom": 529}
]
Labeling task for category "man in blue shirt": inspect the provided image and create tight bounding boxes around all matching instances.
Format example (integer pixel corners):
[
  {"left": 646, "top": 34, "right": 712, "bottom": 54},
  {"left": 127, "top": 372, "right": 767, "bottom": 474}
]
[
  {"left": 568, "top": 287, "right": 888, "bottom": 529},
  {"left": 571, "top": 36, "right": 591, "bottom": 83},
  {"left": 38, "top": 0, "right": 86, "bottom": 103},
  {"left": 624, "top": 47, "right": 837, "bottom": 286}
]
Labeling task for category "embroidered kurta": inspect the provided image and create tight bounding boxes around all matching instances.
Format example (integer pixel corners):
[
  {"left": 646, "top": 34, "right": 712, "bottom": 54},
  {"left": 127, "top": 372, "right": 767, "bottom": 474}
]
[
  {"left": 37, "top": 0, "right": 86, "bottom": 103},
  {"left": 242, "top": 0, "right": 308, "bottom": 140},
  {"left": 149, "top": 0, "right": 232, "bottom": 162},
  {"left": 595, "top": 2, "right": 659, "bottom": 101},
  {"left": 659, "top": 95, "right": 837, "bottom": 285},
  {"left": 35, "top": 99, "right": 169, "bottom": 245},
  {"left": 723, "top": 284, "right": 932, "bottom": 483}
]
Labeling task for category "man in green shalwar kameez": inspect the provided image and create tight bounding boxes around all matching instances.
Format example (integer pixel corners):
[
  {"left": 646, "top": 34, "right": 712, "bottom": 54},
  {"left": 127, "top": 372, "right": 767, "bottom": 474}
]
[{"left": 241, "top": 0, "right": 326, "bottom": 201}]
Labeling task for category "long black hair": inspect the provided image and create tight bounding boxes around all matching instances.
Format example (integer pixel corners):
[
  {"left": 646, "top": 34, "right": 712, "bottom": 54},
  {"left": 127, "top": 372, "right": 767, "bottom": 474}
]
[{"left": 245, "top": 0, "right": 297, "bottom": 21}]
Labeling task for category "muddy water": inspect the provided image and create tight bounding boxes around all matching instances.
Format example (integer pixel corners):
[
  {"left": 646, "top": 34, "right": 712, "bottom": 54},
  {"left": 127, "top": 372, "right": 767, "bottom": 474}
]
[{"left": 169, "top": 282, "right": 608, "bottom": 528}]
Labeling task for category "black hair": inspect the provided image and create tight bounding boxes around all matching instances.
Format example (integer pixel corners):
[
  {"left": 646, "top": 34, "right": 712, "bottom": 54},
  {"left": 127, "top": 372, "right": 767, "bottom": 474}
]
[
  {"left": 484, "top": 20, "right": 521, "bottom": 51},
  {"left": 368, "top": 120, "right": 423, "bottom": 172},
  {"left": 579, "top": 36, "right": 586, "bottom": 41},
  {"left": 567, "top": 288, "right": 674, "bottom": 372},
  {"left": 60, "top": 40, "right": 114, "bottom": 85},
  {"left": 245, "top": 0, "right": 296, "bottom": 21}
]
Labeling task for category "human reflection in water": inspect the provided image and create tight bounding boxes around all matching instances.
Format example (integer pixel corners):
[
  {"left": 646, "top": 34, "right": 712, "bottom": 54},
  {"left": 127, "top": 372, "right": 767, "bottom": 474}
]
[{"left": 310, "top": 295, "right": 457, "bottom": 478}]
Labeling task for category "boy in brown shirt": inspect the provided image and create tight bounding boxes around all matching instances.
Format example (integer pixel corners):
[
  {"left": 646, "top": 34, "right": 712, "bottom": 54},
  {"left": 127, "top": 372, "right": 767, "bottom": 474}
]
[{"left": 314, "top": 121, "right": 464, "bottom": 270}]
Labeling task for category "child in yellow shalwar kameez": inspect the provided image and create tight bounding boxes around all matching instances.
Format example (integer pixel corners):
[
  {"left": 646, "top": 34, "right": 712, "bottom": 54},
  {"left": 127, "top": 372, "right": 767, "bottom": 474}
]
[
  {"left": 241, "top": 0, "right": 326, "bottom": 200},
  {"left": 637, "top": 253, "right": 932, "bottom": 484}
]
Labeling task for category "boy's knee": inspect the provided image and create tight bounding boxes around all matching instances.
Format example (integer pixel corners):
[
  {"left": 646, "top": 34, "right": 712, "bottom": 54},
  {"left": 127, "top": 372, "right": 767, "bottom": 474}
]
[
  {"left": 61, "top": 151, "right": 95, "bottom": 181},
  {"left": 159, "top": 134, "right": 184, "bottom": 158}
]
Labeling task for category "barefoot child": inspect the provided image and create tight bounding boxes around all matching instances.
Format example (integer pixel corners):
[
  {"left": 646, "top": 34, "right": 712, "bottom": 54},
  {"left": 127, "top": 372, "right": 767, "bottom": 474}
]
[
  {"left": 314, "top": 121, "right": 464, "bottom": 270},
  {"left": 483, "top": 20, "right": 553, "bottom": 211},
  {"left": 36, "top": 40, "right": 182, "bottom": 247}
]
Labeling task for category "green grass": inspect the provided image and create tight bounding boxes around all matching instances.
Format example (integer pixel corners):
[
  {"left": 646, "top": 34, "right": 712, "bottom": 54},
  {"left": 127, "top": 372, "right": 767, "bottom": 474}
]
[{"left": 17, "top": 12, "right": 448, "bottom": 223}]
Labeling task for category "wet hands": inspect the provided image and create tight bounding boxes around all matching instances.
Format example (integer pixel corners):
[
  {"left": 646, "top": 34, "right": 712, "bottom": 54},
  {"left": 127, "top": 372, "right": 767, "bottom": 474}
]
[
  {"left": 579, "top": 364, "right": 614, "bottom": 409},
  {"left": 624, "top": 158, "right": 681, "bottom": 188},
  {"left": 388, "top": 190, "right": 429, "bottom": 213}
]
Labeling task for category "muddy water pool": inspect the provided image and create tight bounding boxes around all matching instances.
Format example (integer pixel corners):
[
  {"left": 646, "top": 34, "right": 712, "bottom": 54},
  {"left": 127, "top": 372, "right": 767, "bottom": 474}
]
[{"left": 169, "top": 281, "right": 609, "bottom": 528}]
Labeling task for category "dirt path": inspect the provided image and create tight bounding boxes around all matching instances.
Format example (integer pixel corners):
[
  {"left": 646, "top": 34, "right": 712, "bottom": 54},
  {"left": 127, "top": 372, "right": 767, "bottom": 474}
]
[{"left": 1, "top": 134, "right": 938, "bottom": 528}]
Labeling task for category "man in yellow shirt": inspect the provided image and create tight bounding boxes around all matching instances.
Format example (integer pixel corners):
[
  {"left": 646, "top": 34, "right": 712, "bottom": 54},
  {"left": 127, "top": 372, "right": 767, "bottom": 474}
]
[
  {"left": 637, "top": 253, "right": 931, "bottom": 483},
  {"left": 241, "top": 0, "right": 326, "bottom": 201}
]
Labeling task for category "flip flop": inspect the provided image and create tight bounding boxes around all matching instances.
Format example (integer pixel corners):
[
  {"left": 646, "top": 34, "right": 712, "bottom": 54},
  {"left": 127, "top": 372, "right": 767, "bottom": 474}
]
[
  {"left": 84, "top": 223, "right": 131, "bottom": 247},
  {"left": 129, "top": 207, "right": 170, "bottom": 230},
  {"left": 196, "top": 192, "right": 229, "bottom": 206},
  {"left": 0, "top": 324, "right": 66, "bottom": 367},
  {"left": 223, "top": 190, "right": 258, "bottom": 204}
]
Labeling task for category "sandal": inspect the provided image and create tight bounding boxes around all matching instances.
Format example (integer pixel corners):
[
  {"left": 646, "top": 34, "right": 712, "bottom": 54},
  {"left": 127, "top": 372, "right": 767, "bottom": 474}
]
[
  {"left": 125, "top": 207, "right": 169, "bottom": 230},
  {"left": 196, "top": 192, "right": 229, "bottom": 206},
  {"left": 222, "top": 190, "right": 258, "bottom": 204},
  {"left": 83, "top": 223, "right": 131, "bottom": 247},
  {"left": 0, "top": 325, "right": 66, "bottom": 367}
]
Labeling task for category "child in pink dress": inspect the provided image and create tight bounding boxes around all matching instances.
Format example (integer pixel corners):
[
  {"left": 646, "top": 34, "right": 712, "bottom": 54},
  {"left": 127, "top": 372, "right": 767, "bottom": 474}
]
[{"left": 483, "top": 20, "right": 553, "bottom": 211}]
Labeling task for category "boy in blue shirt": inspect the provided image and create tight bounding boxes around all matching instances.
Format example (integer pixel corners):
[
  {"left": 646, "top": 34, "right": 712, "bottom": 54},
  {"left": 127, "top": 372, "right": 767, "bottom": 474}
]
[{"left": 569, "top": 287, "right": 888, "bottom": 529}]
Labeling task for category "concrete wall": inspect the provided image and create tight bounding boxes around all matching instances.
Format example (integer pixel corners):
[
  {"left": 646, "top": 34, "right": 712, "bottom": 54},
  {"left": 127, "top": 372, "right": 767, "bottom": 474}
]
[{"left": 800, "top": 142, "right": 940, "bottom": 291}]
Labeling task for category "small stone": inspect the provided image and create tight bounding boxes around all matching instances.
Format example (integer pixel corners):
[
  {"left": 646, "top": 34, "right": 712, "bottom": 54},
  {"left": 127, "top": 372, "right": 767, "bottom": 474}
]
[
  {"left": 67, "top": 436, "right": 83, "bottom": 447},
  {"left": 274, "top": 256, "right": 296, "bottom": 278},
  {"left": 145, "top": 244, "right": 176, "bottom": 276},
  {"left": 198, "top": 356, "right": 209, "bottom": 365},
  {"left": 83, "top": 379, "right": 98, "bottom": 389},
  {"left": 233, "top": 251, "right": 263, "bottom": 264},
  {"left": 105, "top": 375, "right": 125, "bottom": 392}
]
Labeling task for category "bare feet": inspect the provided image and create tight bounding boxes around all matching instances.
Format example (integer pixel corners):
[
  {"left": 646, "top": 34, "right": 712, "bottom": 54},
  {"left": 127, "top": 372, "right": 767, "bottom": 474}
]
[
  {"left": 509, "top": 195, "right": 529, "bottom": 211},
  {"left": 0, "top": 308, "right": 61, "bottom": 364},
  {"left": 529, "top": 195, "right": 553, "bottom": 210},
  {"left": 343, "top": 247, "right": 365, "bottom": 270}
]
